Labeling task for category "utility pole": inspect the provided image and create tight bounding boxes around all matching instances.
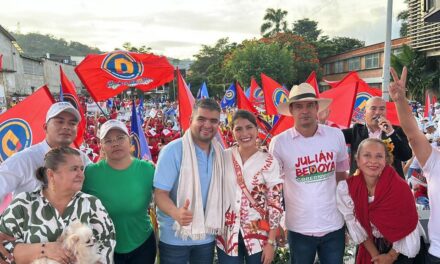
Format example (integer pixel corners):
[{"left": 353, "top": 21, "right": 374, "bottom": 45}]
[{"left": 382, "top": 0, "right": 393, "bottom": 101}]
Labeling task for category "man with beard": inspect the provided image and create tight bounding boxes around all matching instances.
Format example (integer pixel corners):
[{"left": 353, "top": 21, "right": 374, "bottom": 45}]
[{"left": 154, "top": 98, "right": 224, "bottom": 264}]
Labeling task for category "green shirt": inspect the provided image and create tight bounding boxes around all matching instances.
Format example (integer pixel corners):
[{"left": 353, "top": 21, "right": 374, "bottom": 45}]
[{"left": 83, "top": 158, "right": 155, "bottom": 253}]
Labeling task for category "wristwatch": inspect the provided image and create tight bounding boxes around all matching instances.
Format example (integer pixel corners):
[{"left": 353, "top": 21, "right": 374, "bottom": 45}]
[{"left": 267, "top": 239, "right": 277, "bottom": 248}]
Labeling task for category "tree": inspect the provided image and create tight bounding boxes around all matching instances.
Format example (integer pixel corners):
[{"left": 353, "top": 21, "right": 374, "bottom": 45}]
[
  {"left": 260, "top": 33, "right": 320, "bottom": 85},
  {"left": 315, "top": 36, "right": 365, "bottom": 59},
  {"left": 292, "top": 18, "right": 322, "bottom": 42},
  {"left": 119, "top": 42, "right": 152, "bottom": 53},
  {"left": 391, "top": 45, "right": 438, "bottom": 101},
  {"left": 397, "top": 0, "right": 409, "bottom": 37},
  {"left": 223, "top": 40, "right": 295, "bottom": 87},
  {"left": 187, "top": 38, "right": 237, "bottom": 97},
  {"left": 260, "top": 8, "right": 289, "bottom": 38}
]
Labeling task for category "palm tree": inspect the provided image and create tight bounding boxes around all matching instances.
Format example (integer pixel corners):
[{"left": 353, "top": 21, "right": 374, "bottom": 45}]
[
  {"left": 391, "top": 44, "right": 438, "bottom": 101},
  {"left": 260, "top": 8, "right": 289, "bottom": 38}
]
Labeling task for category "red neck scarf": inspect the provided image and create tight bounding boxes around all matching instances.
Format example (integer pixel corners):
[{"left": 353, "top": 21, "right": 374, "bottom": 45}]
[{"left": 347, "top": 165, "right": 418, "bottom": 264}]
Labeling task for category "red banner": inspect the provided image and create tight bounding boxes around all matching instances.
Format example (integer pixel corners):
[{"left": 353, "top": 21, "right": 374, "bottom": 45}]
[
  {"left": 0, "top": 86, "right": 54, "bottom": 161},
  {"left": 236, "top": 82, "right": 258, "bottom": 115},
  {"left": 320, "top": 82, "right": 358, "bottom": 128},
  {"left": 60, "top": 66, "right": 85, "bottom": 147},
  {"left": 261, "top": 73, "right": 289, "bottom": 115},
  {"left": 269, "top": 115, "right": 294, "bottom": 138},
  {"left": 305, "top": 71, "right": 320, "bottom": 97},
  {"left": 75, "top": 51, "right": 174, "bottom": 101},
  {"left": 176, "top": 69, "right": 195, "bottom": 131}
]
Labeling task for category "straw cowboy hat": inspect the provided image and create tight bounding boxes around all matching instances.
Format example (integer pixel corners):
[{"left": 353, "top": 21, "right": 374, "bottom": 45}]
[{"left": 277, "top": 83, "right": 332, "bottom": 116}]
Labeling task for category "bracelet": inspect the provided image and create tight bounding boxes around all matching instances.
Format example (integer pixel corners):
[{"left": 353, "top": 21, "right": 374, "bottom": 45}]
[{"left": 267, "top": 239, "right": 277, "bottom": 247}]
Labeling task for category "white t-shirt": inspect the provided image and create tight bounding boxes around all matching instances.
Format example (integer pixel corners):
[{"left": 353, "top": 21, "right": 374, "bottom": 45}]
[
  {"left": 269, "top": 124, "right": 349, "bottom": 234},
  {"left": 0, "top": 140, "right": 91, "bottom": 200},
  {"left": 422, "top": 146, "right": 440, "bottom": 257}
]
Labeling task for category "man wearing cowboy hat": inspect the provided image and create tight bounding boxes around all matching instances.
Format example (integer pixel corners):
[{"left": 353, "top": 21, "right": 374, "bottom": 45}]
[
  {"left": 342, "top": 96, "right": 412, "bottom": 178},
  {"left": 269, "top": 83, "right": 349, "bottom": 264}
]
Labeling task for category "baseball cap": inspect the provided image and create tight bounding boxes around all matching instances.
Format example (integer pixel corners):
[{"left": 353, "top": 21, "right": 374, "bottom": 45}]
[
  {"left": 426, "top": 122, "right": 436, "bottom": 129},
  {"left": 99, "top": 119, "right": 129, "bottom": 140},
  {"left": 46, "top": 102, "right": 81, "bottom": 123}
]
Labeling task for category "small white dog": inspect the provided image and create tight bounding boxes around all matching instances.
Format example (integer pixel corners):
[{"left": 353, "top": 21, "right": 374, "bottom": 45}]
[{"left": 31, "top": 220, "right": 100, "bottom": 264}]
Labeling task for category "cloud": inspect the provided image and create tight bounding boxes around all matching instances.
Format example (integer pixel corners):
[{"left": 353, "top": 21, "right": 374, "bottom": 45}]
[{"left": 0, "top": 0, "right": 409, "bottom": 58}]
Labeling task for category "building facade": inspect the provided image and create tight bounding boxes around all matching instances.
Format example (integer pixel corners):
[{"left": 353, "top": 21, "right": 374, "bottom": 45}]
[
  {"left": 0, "top": 25, "right": 82, "bottom": 108},
  {"left": 320, "top": 37, "right": 409, "bottom": 89}
]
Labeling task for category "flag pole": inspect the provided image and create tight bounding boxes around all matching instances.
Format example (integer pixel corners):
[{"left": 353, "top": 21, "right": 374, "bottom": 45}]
[{"left": 382, "top": 0, "right": 393, "bottom": 101}]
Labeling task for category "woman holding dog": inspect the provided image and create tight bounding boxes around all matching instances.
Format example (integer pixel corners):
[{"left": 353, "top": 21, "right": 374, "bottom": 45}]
[
  {"left": 83, "top": 120, "right": 156, "bottom": 264},
  {"left": 216, "top": 110, "right": 284, "bottom": 264},
  {"left": 0, "top": 146, "right": 116, "bottom": 264}
]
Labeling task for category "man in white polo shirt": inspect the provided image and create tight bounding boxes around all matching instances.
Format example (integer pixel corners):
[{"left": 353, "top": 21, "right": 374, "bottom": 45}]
[
  {"left": 390, "top": 67, "right": 440, "bottom": 264},
  {"left": 269, "top": 83, "right": 349, "bottom": 264}
]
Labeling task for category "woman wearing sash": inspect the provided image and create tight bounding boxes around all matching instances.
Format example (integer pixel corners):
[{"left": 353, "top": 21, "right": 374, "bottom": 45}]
[
  {"left": 216, "top": 110, "right": 284, "bottom": 264},
  {"left": 337, "top": 138, "right": 423, "bottom": 263}
]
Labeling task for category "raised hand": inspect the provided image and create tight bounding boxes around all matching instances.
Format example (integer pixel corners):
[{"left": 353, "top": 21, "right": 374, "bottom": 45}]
[
  {"left": 174, "top": 199, "right": 193, "bottom": 226},
  {"left": 389, "top": 66, "right": 408, "bottom": 103}
]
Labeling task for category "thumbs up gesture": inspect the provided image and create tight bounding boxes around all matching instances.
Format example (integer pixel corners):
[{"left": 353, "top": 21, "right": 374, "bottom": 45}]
[{"left": 175, "top": 199, "right": 193, "bottom": 226}]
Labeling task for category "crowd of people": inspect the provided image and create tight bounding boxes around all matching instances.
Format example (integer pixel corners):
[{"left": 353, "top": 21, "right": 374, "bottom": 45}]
[{"left": 0, "top": 66, "right": 439, "bottom": 264}]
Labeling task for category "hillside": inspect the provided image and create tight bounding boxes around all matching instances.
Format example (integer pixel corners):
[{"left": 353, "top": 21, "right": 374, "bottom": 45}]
[{"left": 12, "top": 32, "right": 102, "bottom": 58}]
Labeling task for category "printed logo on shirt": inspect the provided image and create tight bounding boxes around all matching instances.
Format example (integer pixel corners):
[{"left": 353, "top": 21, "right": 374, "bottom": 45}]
[
  {"left": 294, "top": 151, "right": 335, "bottom": 183},
  {"left": 0, "top": 118, "right": 32, "bottom": 161}
]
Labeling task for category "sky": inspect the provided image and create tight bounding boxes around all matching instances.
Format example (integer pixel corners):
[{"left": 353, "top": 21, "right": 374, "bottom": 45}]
[{"left": 1, "top": 0, "right": 407, "bottom": 59}]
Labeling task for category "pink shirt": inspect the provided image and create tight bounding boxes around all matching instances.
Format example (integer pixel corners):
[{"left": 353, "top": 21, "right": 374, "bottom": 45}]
[{"left": 269, "top": 125, "right": 349, "bottom": 235}]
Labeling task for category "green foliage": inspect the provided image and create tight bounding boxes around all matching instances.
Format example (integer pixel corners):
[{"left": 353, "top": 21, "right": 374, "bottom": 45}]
[
  {"left": 187, "top": 38, "right": 237, "bottom": 98},
  {"left": 116, "top": 42, "right": 152, "bottom": 53},
  {"left": 397, "top": 0, "right": 409, "bottom": 37},
  {"left": 391, "top": 44, "right": 438, "bottom": 101},
  {"left": 260, "top": 8, "right": 289, "bottom": 38},
  {"left": 223, "top": 40, "right": 295, "bottom": 87},
  {"left": 292, "top": 18, "right": 322, "bottom": 42},
  {"left": 12, "top": 32, "right": 102, "bottom": 57},
  {"left": 315, "top": 36, "right": 365, "bottom": 59}
]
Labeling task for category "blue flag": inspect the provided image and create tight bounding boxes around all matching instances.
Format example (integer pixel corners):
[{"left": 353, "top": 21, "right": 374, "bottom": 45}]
[
  {"left": 137, "top": 97, "right": 144, "bottom": 119},
  {"left": 131, "top": 100, "right": 152, "bottom": 160},
  {"left": 59, "top": 84, "right": 64, "bottom": 101},
  {"left": 245, "top": 87, "right": 251, "bottom": 99},
  {"left": 220, "top": 83, "right": 236, "bottom": 109},
  {"left": 197, "top": 82, "right": 209, "bottom": 99}
]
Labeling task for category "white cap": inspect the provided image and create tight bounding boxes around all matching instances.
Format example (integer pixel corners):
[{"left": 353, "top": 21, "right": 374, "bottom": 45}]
[
  {"left": 426, "top": 122, "right": 436, "bottom": 129},
  {"left": 46, "top": 102, "right": 81, "bottom": 123},
  {"left": 99, "top": 119, "right": 129, "bottom": 140}
]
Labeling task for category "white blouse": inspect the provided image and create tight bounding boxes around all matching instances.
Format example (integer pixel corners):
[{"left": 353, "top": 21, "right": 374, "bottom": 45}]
[{"left": 336, "top": 180, "right": 423, "bottom": 258}]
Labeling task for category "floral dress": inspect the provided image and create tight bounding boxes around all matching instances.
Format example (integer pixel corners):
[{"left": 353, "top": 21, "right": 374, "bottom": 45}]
[{"left": 216, "top": 147, "right": 284, "bottom": 256}]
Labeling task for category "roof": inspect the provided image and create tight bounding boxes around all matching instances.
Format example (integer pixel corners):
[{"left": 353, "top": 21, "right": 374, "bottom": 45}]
[{"left": 0, "top": 25, "right": 16, "bottom": 41}]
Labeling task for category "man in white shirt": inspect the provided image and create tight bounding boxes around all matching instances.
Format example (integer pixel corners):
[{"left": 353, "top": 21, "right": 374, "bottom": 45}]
[
  {"left": 0, "top": 102, "right": 91, "bottom": 200},
  {"left": 269, "top": 83, "right": 349, "bottom": 264},
  {"left": 390, "top": 67, "right": 440, "bottom": 264}
]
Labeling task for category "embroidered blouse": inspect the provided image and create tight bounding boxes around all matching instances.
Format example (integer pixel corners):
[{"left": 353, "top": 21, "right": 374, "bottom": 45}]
[
  {"left": 216, "top": 147, "right": 284, "bottom": 256},
  {"left": 0, "top": 189, "right": 116, "bottom": 263}
]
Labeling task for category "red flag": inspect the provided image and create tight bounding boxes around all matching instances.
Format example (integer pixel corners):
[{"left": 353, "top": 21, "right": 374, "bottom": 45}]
[
  {"left": 236, "top": 82, "right": 258, "bottom": 115},
  {"left": 320, "top": 82, "right": 358, "bottom": 128},
  {"left": 0, "top": 54, "right": 3, "bottom": 71},
  {"left": 60, "top": 66, "right": 85, "bottom": 147},
  {"left": 424, "top": 91, "right": 431, "bottom": 118},
  {"left": 326, "top": 72, "right": 381, "bottom": 123},
  {"left": 75, "top": 51, "right": 174, "bottom": 101},
  {"left": 261, "top": 73, "right": 289, "bottom": 115},
  {"left": 249, "top": 77, "right": 264, "bottom": 106},
  {"left": 305, "top": 71, "right": 320, "bottom": 97},
  {"left": 269, "top": 115, "right": 294, "bottom": 137},
  {"left": 385, "top": 102, "right": 400, "bottom": 126},
  {"left": 176, "top": 69, "right": 195, "bottom": 131},
  {"left": 0, "top": 86, "right": 55, "bottom": 162}
]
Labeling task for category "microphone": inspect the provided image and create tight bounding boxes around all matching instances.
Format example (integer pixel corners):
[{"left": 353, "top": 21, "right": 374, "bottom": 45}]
[{"left": 373, "top": 115, "right": 389, "bottom": 130}]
